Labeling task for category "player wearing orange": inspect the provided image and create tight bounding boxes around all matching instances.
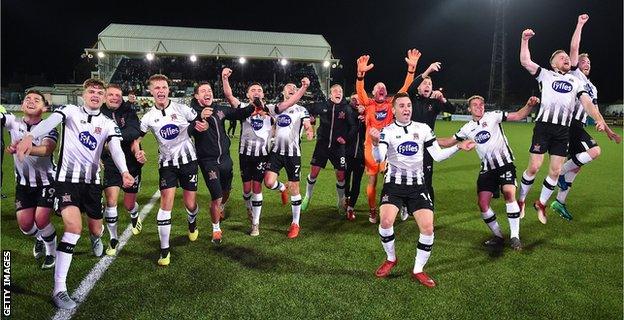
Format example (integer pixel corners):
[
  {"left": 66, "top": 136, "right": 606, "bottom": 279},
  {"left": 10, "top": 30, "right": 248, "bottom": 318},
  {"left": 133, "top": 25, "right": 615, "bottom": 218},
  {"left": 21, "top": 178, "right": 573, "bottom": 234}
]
[{"left": 355, "top": 49, "right": 421, "bottom": 223}]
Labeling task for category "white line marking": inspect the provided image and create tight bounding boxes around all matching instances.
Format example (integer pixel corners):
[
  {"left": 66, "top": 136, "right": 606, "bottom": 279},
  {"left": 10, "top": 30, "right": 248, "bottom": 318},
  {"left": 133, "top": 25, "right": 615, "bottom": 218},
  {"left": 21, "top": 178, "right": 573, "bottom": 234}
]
[{"left": 52, "top": 190, "right": 160, "bottom": 320}]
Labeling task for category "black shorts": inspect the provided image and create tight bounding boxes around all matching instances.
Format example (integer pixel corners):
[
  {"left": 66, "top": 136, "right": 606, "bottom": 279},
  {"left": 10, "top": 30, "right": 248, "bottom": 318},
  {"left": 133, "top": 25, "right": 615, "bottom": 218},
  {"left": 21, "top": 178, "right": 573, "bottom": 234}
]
[
  {"left": 55, "top": 182, "right": 103, "bottom": 219},
  {"left": 477, "top": 164, "right": 517, "bottom": 198},
  {"left": 265, "top": 153, "right": 302, "bottom": 181},
  {"left": 529, "top": 122, "right": 569, "bottom": 157},
  {"left": 103, "top": 166, "right": 142, "bottom": 194},
  {"left": 15, "top": 184, "right": 55, "bottom": 211},
  {"left": 380, "top": 183, "right": 434, "bottom": 214},
  {"left": 568, "top": 120, "right": 599, "bottom": 155},
  {"left": 239, "top": 154, "right": 267, "bottom": 183},
  {"left": 199, "top": 157, "right": 233, "bottom": 200},
  {"left": 310, "top": 143, "right": 346, "bottom": 170},
  {"left": 158, "top": 161, "right": 198, "bottom": 191}
]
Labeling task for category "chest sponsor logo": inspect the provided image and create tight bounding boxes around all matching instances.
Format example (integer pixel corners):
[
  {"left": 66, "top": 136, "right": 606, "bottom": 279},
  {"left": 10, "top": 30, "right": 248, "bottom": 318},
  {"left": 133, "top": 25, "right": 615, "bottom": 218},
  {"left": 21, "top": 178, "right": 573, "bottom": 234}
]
[
  {"left": 397, "top": 141, "right": 419, "bottom": 156},
  {"left": 375, "top": 110, "right": 388, "bottom": 121},
  {"left": 277, "top": 114, "right": 292, "bottom": 127},
  {"left": 159, "top": 124, "right": 180, "bottom": 140},
  {"left": 552, "top": 80, "right": 573, "bottom": 93},
  {"left": 251, "top": 118, "right": 264, "bottom": 131},
  {"left": 474, "top": 130, "right": 492, "bottom": 144},
  {"left": 78, "top": 131, "right": 98, "bottom": 150}
]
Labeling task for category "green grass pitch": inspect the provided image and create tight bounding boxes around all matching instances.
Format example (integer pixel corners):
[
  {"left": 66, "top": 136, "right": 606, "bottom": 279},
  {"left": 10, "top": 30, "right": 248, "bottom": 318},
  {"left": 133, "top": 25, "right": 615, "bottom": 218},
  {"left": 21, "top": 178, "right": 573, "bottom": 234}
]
[{"left": 1, "top": 119, "right": 622, "bottom": 319}]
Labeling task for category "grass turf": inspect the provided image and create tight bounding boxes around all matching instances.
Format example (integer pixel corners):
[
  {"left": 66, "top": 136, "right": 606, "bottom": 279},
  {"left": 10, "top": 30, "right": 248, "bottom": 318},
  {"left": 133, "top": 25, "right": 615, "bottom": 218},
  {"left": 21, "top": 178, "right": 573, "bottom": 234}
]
[{"left": 1, "top": 119, "right": 622, "bottom": 319}]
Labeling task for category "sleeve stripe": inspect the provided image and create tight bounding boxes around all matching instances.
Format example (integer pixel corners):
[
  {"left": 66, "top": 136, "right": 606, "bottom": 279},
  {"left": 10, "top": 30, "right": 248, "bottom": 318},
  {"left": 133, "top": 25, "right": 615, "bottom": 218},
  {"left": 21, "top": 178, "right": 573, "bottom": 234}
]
[
  {"left": 576, "top": 91, "right": 588, "bottom": 99},
  {"left": 424, "top": 138, "right": 436, "bottom": 148},
  {"left": 454, "top": 134, "right": 465, "bottom": 141}
]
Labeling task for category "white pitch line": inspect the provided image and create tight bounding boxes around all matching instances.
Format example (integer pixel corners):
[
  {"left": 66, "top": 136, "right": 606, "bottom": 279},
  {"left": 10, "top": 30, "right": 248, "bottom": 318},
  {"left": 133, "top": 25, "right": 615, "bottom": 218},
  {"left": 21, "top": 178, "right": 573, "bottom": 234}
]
[{"left": 52, "top": 190, "right": 160, "bottom": 320}]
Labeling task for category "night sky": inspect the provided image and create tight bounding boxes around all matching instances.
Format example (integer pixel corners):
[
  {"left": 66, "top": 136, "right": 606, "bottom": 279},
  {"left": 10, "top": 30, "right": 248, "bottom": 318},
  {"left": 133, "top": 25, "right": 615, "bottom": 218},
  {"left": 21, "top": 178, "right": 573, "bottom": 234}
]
[{"left": 2, "top": 0, "right": 622, "bottom": 103}]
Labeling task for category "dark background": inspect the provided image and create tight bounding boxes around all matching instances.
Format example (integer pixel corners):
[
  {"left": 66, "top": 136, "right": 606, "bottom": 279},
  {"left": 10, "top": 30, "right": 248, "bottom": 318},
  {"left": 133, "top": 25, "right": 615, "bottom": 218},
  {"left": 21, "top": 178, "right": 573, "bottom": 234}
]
[{"left": 2, "top": 0, "right": 622, "bottom": 104}]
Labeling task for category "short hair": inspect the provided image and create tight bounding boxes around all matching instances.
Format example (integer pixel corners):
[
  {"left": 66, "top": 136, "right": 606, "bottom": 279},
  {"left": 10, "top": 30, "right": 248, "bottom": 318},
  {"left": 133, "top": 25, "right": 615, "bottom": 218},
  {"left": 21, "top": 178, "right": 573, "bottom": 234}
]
[
  {"left": 549, "top": 49, "right": 566, "bottom": 64},
  {"left": 83, "top": 78, "right": 106, "bottom": 90},
  {"left": 579, "top": 53, "right": 590, "bottom": 61},
  {"left": 391, "top": 92, "right": 410, "bottom": 107},
  {"left": 194, "top": 82, "right": 212, "bottom": 95},
  {"left": 421, "top": 76, "right": 432, "bottom": 81},
  {"left": 128, "top": 90, "right": 136, "bottom": 95},
  {"left": 25, "top": 89, "right": 46, "bottom": 104},
  {"left": 106, "top": 83, "right": 122, "bottom": 91},
  {"left": 247, "top": 82, "right": 263, "bottom": 91},
  {"left": 330, "top": 84, "right": 342, "bottom": 91},
  {"left": 467, "top": 95, "right": 485, "bottom": 105},
  {"left": 148, "top": 74, "right": 170, "bottom": 86}
]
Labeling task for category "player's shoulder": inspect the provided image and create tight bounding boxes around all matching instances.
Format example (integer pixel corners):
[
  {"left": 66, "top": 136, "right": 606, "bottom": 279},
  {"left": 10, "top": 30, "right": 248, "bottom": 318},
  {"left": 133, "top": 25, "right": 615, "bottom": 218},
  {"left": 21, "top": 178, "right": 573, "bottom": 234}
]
[{"left": 413, "top": 121, "right": 432, "bottom": 132}]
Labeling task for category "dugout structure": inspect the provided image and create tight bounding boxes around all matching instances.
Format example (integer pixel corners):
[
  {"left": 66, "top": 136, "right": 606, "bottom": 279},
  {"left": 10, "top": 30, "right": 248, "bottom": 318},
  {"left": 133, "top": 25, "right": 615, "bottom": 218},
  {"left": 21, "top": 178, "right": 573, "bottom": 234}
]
[{"left": 84, "top": 23, "right": 339, "bottom": 96}]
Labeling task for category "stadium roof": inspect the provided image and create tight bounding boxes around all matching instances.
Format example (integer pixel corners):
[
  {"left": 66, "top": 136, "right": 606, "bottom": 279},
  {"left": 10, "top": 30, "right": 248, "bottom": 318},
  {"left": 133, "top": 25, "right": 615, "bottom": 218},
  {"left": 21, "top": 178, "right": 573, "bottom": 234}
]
[{"left": 85, "top": 23, "right": 337, "bottom": 63}]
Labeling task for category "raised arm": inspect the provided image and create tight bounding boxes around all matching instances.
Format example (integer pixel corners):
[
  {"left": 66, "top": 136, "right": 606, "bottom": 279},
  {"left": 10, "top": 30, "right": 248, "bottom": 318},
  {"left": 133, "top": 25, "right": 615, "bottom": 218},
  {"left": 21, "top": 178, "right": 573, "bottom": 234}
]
[
  {"left": 507, "top": 96, "right": 540, "bottom": 121},
  {"left": 355, "top": 55, "right": 374, "bottom": 106},
  {"left": 275, "top": 77, "right": 310, "bottom": 113},
  {"left": 397, "top": 49, "right": 421, "bottom": 93},
  {"left": 520, "top": 29, "right": 540, "bottom": 75},
  {"left": 221, "top": 68, "right": 241, "bottom": 107},
  {"left": 406, "top": 62, "right": 441, "bottom": 95},
  {"left": 570, "top": 14, "right": 589, "bottom": 66}
]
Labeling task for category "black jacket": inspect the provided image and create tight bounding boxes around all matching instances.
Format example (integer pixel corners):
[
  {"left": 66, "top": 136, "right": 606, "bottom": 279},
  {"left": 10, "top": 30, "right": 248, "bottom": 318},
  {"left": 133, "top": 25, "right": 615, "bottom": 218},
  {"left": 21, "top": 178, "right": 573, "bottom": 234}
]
[
  {"left": 101, "top": 101, "right": 142, "bottom": 170},
  {"left": 346, "top": 105, "right": 365, "bottom": 159},
  {"left": 189, "top": 98, "right": 254, "bottom": 163},
  {"left": 407, "top": 76, "right": 455, "bottom": 130},
  {"left": 306, "top": 99, "right": 356, "bottom": 148}
]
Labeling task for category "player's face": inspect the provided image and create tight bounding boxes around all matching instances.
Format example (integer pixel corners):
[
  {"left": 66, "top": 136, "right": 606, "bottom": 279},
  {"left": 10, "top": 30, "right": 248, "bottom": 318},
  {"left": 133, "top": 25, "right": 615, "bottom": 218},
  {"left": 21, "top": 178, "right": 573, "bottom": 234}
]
[
  {"left": 417, "top": 78, "right": 433, "bottom": 97},
  {"left": 282, "top": 83, "right": 297, "bottom": 100},
  {"left": 330, "top": 86, "right": 343, "bottom": 103},
  {"left": 373, "top": 82, "right": 387, "bottom": 101},
  {"left": 83, "top": 85, "right": 105, "bottom": 110},
  {"left": 551, "top": 52, "right": 571, "bottom": 72},
  {"left": 469, "top": 98, "right": 485, "bottom": 118},
  {"left": 105, "top": 87, "right": 123, "bottom": 110},
  {"left": 21, "top": 93, "right": 45, "bottom": 116},
  {"left": 194, "top": 84, "right": 213, "bottom": 107},
  {"left": 247, "top": 85, "right": 264, "bottom": 101},
  {"left": 393, "top": 97, "right": 412, "bottom": 123},
  {"left": 128, "top": 94, "right": 137, "bottom": 103},
  {"left": 578, "top": 56, "right": 591, "bottom": 76},
  {"left": 149, "top": 80, "right": 170, "bottom": 107}
]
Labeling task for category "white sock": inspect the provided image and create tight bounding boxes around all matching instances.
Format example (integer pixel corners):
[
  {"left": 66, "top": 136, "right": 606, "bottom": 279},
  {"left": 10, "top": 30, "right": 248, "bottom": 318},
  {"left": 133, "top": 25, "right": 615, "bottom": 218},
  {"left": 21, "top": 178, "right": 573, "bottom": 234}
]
[
  {"left": 414, "top": 233, "right": 434, "bottom": 274},
  {"left": 104, "top": 206, "right": 119, "bottom": 240},
  {"left": 378, "top": 225, "right": 396, "bottom": 262},
  {"left": 251, "top": 193, "right": 263, "bottom": 225},
  {"left": 562, "top": 152, "right": 593, "bottom": 174},
  {"left": 336, "top": 180, "right": 345, "bottom": 205},
  {"left": 129, "top": 202, "right": 139, "bottom": 219},
  {"left": 291, "top": 194, "right": 302, "bottom": 225},
  {"left": 539, "top": 176, "right": 557, "bottom": 205},
  {"left": 270, "top": 180, "right": 286, "bottom": 192},
  {"left": 557, "top": 170, "right": 580, "bottom": 204},
  {"left": 20, "top": 224, "right": 38, "bottom": 236},
  {"left": 243, "top": 192, "right": 252, "bottom": 210},
  {"left": 506, "top": 202, "right": 520, "bottom": 239},
  {"left": 186, "top": 205, "right": 199, "bottom": 224},
  {"left": 156, "top": 209, "right": 171, "bottom": 250},
  {"left": 519, "top": 171, "right": 535, "bottom": 202},
  {"left": 305, "top": 175, "right": 316, "bottom": 199},
  {"left": 54, "top": 232, "right": 80, "bottom": 295},
  {"left": 212, "top": 223, "right": 221, "bottom": 232},
  {"left": 38, "top": 223, "right": 57, "bottom": 257},
  {"left": 481, "top": 207, "right": 503, "bottom": 238}
]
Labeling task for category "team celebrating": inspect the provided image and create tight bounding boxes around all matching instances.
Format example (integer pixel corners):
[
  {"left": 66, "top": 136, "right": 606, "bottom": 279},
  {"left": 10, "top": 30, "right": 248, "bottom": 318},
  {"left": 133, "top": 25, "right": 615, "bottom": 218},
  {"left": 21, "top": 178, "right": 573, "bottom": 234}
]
[{"left": 2, "top": 14, "right": 621, "bottom": 309}]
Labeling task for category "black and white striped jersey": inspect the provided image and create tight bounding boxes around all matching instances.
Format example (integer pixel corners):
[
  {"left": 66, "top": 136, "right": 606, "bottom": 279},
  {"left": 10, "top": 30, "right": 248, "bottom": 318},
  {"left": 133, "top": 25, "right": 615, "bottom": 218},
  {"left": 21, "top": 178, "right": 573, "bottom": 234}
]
[
  {"left": 267, "top": 103, "right": 309, "bottom": 157},
  {"left": 4, "top": 114, "right": 57, "bottom": 187},
  {"left": 238, "top": 102, "right": 272, "bottom": 157},
  {"left": 454, "top": 111, "right": 514, "bottom": 172},
  {"left": 140, "top": 100, "right": 198, "bottom": 168},
  {"left": 534, "top": 67, "right": 587, "bottom": 126},
  {"left": 378, "top": 121, "right": 436, "bottom": 186},
  {"left": 55, "top": 105, "right": 121, "bottom": 184},
  {"left": 570, "top": 68, "right": 597, "bottom": 124}
]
